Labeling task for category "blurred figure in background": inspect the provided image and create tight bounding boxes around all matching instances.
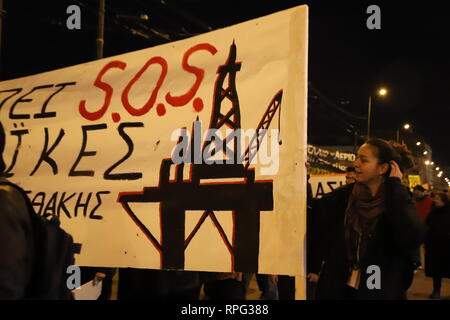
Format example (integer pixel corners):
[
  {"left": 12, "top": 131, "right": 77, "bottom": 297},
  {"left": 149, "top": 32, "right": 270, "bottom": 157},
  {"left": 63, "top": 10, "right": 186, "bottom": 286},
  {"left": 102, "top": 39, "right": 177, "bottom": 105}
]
[
  {"left": 425, "top": 192, "right": 450, "bottom": 300},
  {"left": 413, "top": 185, "right": 433, "bottom": 222},
  {"left": 412, "top": 185, "right": 433, "bottom": 270}
]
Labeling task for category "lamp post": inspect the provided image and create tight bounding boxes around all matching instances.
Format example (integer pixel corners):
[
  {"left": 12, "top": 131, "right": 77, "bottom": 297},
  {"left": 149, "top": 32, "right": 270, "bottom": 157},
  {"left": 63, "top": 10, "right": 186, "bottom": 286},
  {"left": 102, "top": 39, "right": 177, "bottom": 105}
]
[{"left": 367, "top": 88, "right": 387, "bottom": 138}]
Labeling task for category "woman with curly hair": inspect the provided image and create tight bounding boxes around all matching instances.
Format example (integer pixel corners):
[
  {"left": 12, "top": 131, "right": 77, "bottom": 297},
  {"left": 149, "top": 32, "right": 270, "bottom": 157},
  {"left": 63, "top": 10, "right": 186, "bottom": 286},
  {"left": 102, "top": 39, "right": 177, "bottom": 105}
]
[{"left": 308, "top": 138, "right": 426, "bottom": 299}]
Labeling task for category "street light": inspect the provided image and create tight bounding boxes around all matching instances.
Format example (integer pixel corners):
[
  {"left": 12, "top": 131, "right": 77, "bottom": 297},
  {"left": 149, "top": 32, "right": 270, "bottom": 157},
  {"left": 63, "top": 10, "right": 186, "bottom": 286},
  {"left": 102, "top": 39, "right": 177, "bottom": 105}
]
[
  {"left": 423, "top": 151, "right": 428, "bottom": 155},
  {"left": 416, "top": 141, "right": 421, "bottom": 146},
  {"left": 379, "top": 88, "right": 387, "bottom": 96},
  {"left": 397, "top": 122, "right": 411, "bottom": 143},
  {"left": 425, "top": 160, "right": 430, "bottom": 165},
  {"left": 367, "top": 87, "right": 388, "bottom": 138}
]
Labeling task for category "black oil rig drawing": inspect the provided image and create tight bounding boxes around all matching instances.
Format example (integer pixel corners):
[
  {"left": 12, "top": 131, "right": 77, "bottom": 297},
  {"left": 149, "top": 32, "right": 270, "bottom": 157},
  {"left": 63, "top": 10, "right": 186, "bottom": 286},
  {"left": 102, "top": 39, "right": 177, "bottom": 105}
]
[{"left": 118, "top": 42, "right": 283, "bottom": 272}]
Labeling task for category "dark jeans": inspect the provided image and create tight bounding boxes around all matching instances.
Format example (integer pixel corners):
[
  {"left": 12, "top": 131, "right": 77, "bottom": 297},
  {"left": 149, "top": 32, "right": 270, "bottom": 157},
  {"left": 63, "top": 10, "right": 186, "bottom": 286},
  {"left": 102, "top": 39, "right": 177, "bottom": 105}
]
[
  {"left": 276, "top": 276, "right": 318, "bottom": 300},
  {"left": 255, "top": 274, "right": 279, "bottom": 300},
  {"left": 307, "top": 280, "right": 317, "bottom": 300},
  {"left": 433, "top": 277, "right": 442, "bottom": 292}
]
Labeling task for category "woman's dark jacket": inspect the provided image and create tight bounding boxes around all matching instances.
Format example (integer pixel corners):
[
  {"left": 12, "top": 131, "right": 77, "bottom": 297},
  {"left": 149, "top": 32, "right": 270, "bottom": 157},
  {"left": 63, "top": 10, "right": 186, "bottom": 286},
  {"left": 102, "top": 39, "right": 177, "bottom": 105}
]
[
  {"left": 0, "top": 183, "right": 34, "bottom": 299},
  {"left": 425, "top": 205, "right": 450, "bottom": 279},
  {"left": 310, "top": 177, "right": 426, "bottom": 300}
]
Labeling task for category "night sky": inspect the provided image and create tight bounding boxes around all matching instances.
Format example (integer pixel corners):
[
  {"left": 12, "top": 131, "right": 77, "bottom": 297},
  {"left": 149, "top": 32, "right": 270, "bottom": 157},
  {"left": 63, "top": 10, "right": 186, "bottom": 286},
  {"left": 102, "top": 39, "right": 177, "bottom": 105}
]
[{"left": 1, "top": 0, "right": 449, "bottom": 167}]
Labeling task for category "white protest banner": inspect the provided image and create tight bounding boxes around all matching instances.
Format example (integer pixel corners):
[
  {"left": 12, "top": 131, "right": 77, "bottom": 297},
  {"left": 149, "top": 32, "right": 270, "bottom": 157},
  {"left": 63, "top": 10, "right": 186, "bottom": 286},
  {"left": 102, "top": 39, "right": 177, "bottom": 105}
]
[
  {"left": 309, "top": 174, "right": 346, "bottom": 198},
  {"left": 0, "top": 6, "right": 308, "bottom": 276}
]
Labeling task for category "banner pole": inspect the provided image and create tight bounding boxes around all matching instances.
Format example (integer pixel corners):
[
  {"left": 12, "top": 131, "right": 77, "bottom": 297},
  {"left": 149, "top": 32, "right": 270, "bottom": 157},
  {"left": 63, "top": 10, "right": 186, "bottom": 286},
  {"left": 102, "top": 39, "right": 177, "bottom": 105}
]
[
  {"left": 0, "top": 0, "right": 4, "bottom": 77},
  {"left": 96, "top": 0, "right": 105, "bottom": 59}
]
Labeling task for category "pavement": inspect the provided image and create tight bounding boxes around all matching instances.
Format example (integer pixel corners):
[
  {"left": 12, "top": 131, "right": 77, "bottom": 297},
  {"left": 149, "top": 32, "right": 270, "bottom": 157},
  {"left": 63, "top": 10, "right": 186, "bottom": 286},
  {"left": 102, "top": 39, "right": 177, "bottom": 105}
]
[{"left": 407, "top": 269, "right": 450, "bottom": 300}]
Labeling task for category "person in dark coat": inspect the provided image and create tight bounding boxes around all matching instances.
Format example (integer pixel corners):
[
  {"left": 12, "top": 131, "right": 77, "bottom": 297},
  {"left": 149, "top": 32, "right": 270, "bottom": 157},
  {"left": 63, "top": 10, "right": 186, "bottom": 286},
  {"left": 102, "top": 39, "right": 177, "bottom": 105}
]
[
  {"left": 308, "top": 138, "right": 426, "bottom": 300},
  {"left": 425, "top": 192, "right": 450, "bottom": 299},
  {"left": 0, "top": 181, "right": 34, "bottom": 299},
  {"left": 0, "top": 122, "right": 34, "bottom": 299}
]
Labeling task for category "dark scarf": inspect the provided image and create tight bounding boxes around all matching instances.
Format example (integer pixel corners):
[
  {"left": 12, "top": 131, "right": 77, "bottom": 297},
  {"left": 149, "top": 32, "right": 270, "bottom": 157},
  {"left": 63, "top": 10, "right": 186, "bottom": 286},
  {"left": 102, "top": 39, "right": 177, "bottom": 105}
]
[{"left": 344, "top": 182, "right": 386, "bottom": 270}]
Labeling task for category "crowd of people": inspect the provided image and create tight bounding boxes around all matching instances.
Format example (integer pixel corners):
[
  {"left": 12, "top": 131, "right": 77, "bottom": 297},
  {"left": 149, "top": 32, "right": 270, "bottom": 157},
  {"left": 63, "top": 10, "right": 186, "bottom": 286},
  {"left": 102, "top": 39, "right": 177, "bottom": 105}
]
[{"left": 1, "top": 127, "right": 449, "bottom": 299}]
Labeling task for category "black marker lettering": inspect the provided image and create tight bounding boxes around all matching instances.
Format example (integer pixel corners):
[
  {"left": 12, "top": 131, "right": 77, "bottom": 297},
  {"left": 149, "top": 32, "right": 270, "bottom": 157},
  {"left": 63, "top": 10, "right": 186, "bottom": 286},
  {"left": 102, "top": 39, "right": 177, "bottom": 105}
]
[
  {"left": 30, "top": 128, "right": 65, "bottom": 176},
  {"left": 74, "top": 192, "right": 92, "bottom": 217},
  {"left": 316, "top": 182, "right": 325, "bottom": 198},
  {"left": 57, "top": 192, "right": 76, "bottom": 219},
  {"left": 43, "top": 192, "right": 58, "bottom": 218},
  {"left": 4, "top": 129, "right": 29, "bottom": 177},
  {"left": 10, "top": 85, "right": 53, "bottom": 119},
  {"left": 0, "top": 88, "right": 22, "bottom": 112},
  {"left": 89, "top": 191, "right": 110, "bottom": 220},
  {"left": 31, "top": 192, "right": 46, "bottom": 216},
  {"left": 104, "top": 122, "right": 143, "bottom": 180},
  {"left": 69, "top": 124, "right": 107, "bottom": 177},
  {"left": 327, "top": 181, "right": 337, "bottom": 191},
  {"left": 34, "top": 82, "right": 77, "bottom": 119}
]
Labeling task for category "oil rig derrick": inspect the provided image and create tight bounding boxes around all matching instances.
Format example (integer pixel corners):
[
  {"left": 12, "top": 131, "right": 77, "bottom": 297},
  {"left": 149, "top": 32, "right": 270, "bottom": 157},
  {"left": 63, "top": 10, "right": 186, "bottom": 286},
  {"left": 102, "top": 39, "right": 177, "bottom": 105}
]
[{"left": 118, "top": 42, "right": 283, "bottom": 272}]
